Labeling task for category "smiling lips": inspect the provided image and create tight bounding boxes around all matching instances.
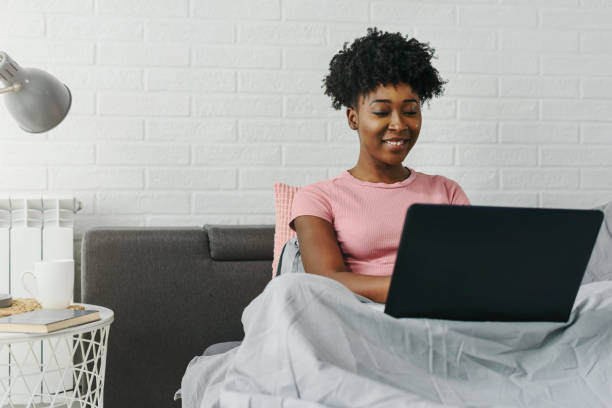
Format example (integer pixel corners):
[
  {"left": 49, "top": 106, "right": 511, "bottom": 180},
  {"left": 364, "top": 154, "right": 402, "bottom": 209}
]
[{"left": 382, "top": 138, "right": 410, "bottom": 150}]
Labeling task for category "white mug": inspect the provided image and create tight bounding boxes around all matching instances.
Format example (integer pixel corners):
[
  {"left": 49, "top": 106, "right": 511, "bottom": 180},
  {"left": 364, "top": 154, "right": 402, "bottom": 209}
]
[{"left": 21, "top": 259, "right": 74, "bottom": 309}]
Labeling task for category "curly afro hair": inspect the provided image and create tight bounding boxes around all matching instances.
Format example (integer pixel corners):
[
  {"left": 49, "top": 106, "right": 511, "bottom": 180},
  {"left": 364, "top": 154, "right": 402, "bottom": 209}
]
[{"left": 323, "top": 27, "right": 446, "bottom": 111}]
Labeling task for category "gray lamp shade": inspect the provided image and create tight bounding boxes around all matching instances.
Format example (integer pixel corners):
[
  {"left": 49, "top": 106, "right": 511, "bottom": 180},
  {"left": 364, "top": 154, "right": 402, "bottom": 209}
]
[{"left": 0, "top": 51, "right": 71, "bottom": 133}]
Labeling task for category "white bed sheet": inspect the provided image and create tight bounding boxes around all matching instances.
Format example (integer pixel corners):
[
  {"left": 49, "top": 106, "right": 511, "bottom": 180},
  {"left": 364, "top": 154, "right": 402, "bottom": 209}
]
[{"left": 181, "top": 273, "right": 612, "bottom": 407}]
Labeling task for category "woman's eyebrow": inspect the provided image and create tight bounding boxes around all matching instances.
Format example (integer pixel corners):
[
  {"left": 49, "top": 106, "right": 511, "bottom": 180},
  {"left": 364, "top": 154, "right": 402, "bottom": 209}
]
[{"left": 369, "top": 99, "right": 418, "bottom": 105}]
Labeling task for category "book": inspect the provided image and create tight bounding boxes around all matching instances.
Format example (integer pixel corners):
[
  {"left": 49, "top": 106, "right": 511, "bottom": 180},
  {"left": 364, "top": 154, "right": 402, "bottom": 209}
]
[{"left": 0, "top": 309, "right": 100, "bottom": 333}]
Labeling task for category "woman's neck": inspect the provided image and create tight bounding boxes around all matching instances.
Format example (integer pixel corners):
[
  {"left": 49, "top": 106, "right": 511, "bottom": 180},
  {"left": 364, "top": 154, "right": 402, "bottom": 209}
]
[{"left": 347, "top": 165, "right": 411, "bottom": 184}]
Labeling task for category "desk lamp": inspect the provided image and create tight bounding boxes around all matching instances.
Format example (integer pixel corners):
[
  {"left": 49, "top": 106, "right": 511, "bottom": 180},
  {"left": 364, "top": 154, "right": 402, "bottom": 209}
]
[
  {"left": 0, "top": 52, "right": 72, "bottom": 307},
  {"left": 0, "top": 51, "right": 71, "bottom": 133}
]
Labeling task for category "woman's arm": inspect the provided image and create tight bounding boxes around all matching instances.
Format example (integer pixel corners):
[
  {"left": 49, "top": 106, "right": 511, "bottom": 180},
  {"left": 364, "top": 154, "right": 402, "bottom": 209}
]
[{"left": 293, "top": 215, "right": 390, "bottom": 303}]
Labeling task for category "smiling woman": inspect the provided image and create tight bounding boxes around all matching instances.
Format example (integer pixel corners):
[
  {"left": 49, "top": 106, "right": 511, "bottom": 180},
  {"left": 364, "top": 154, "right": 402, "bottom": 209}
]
[
  {"left": 347, "top": 82, "right": 422, "bottom": 183},
  {"left": 289, "top": 27, "right": 471, "bottom": 304},
  {"left": 323, "top": 27, "right": 446, "bottom": 184}
]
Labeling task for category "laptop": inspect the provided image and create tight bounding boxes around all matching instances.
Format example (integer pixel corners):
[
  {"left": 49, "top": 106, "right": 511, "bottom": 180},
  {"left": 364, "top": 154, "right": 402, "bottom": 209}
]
[{"left": 384, "top": 204, "right": 604, "bottom": 322}]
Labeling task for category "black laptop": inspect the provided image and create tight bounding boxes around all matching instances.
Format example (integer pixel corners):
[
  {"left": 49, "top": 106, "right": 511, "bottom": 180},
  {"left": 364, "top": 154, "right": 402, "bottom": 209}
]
[{"left": 384, "top": 204, "right": 604, "bottom": 322}]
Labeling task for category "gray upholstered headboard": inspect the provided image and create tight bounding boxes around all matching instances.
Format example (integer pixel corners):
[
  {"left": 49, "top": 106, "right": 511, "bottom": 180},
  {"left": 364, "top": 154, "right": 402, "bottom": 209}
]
[{"left": 81, "top": 226, "right": 274, "bottom": 408}]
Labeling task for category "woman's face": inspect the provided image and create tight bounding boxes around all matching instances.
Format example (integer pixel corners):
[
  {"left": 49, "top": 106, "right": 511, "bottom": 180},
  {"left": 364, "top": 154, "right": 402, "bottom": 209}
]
[{"left": 346, "top": 82, "right": 421, "bottom": 168}]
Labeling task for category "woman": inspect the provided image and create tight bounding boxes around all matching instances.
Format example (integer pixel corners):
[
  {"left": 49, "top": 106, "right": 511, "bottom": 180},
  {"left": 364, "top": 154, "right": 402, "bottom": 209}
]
[
  {"left": 181, "top": 28, "right": 612, "bottom": 408},
  {"left": 290, "top": 27, "right": 471, "bottom": 303}
]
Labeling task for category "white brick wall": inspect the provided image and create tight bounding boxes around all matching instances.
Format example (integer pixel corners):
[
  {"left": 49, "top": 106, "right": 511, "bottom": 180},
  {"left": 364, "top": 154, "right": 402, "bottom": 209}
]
[{"left": 0, "top": 0, "right": 611, "bottom": 241}]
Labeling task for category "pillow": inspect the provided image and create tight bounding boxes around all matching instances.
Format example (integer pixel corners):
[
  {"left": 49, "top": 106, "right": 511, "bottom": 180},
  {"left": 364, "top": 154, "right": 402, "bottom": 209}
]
[
  {"left": 582, "top": 200, "right": 612, "bottom": 284},
  {"left": 272, "top": 182, "right": 300, "bottom": 277}
]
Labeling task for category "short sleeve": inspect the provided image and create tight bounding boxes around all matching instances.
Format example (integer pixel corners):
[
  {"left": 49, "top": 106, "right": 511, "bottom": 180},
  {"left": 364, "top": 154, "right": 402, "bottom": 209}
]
[
  {"left": 446, "top": 179, "right": 471, "bottom": 205},
  {"left": 289, "top": 183, "right": 333, "bottom": 231}
]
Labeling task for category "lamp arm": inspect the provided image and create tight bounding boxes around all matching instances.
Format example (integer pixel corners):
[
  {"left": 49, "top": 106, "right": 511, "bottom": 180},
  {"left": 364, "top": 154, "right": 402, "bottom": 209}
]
[{"left": 0, "top": 83, "right": 22, "bottom": 95}]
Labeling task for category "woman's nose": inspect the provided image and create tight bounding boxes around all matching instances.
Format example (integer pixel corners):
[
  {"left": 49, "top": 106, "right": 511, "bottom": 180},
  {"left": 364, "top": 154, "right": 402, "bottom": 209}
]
[{"left": 388, "top": 110, "right": 406, "bottom": 131}]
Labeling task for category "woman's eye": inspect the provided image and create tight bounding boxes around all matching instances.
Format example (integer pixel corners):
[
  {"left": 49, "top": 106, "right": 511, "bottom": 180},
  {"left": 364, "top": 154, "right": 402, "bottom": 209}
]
[{"left": 373, "top": 112, "right": 417, "bottom": 116}]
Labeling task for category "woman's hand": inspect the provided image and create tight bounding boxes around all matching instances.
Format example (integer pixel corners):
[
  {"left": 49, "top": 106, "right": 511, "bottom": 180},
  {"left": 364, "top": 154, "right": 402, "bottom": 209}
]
[
  {"left": 377, "top": 275, "right": 392, "bottom": 303},
  {"left": 294, "top": 215, "right": 393, "bottom": 303},
  {"left": 330, "top": 273, "right": 391, "bottom": 303}
]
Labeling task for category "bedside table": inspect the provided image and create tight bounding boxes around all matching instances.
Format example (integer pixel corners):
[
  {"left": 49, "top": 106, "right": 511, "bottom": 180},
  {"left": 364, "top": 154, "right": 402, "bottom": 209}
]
[{"left": 0, "top": 304, "right": 113, "bottom": 407}]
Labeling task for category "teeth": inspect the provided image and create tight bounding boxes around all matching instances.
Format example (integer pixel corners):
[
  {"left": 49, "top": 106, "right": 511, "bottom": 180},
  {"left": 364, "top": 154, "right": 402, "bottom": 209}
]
[{"left": 384, "top": 140, "right": 405, "bottom": 146}]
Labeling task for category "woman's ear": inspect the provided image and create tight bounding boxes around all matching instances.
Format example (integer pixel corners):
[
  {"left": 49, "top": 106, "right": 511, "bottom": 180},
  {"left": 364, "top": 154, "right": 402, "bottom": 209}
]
[{"left": 346, "top": 107, "right": 358, "bottom": 130}]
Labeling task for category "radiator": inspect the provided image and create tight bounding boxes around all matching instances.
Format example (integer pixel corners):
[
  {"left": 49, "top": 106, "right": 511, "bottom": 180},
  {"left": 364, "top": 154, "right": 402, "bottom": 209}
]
[
  {"left": 0, "top": 197, "right": 81, "bottom": 404},
  {"left": 0, "top": 197, "right": 81, "bottom": 296}
]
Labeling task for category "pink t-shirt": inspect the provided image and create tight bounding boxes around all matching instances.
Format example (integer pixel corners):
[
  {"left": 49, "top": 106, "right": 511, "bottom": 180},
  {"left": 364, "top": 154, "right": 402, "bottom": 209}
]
[{"left": 289, "top": 168, "right": 471, "bottom": 276}]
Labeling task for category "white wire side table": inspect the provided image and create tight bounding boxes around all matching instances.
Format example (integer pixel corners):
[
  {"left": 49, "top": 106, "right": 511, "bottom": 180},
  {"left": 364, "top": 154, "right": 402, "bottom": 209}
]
[{"left": 0, "top": 304, "right": 113, "bottom": 408}]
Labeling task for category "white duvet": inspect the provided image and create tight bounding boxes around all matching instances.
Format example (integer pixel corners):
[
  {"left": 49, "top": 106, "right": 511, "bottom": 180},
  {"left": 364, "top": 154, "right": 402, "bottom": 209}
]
[{"left": 181, "top": 273, "right": 612, "bottom": 407}]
